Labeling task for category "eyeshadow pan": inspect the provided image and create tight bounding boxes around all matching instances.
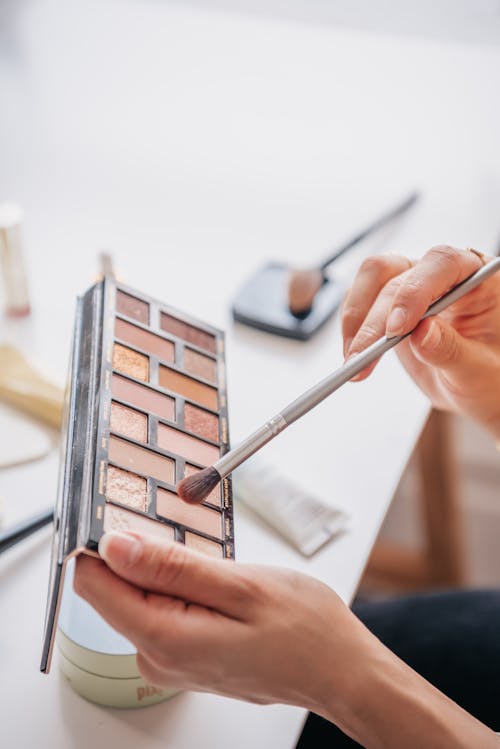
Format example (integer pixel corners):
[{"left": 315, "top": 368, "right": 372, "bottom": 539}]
[
  {"left": 110, "top": 401, "right": 147, "bottom": 443},
  {"left": 159, "top": 365, "right": 217, "bottom": 410},
  {"left": 106, "top": 465, "right": 147, "bottom": 511},
  {"left": 104, "top": 503, "right": 175, "bottom": 541},
  {"left": 158, "top": 423, "right": 219, "bottom": 466},
  {"left": 185, "top": 531, "right": 223, "bottom": 558},
  {"left": 109, "top": 436, "right": 175, "bottom": 485},
  {"left": 184, "top": 348, "right": 217, "bottom": 384},
  {"left": 185, "top": 463, "right": 222, "bottom": 506},
  {"left": 184, "top": 403, "right": 219, "bottom": 442},
  {"left": 113, "top": 343, "right": 149, "bottom": 381},
  {"left": 116, "top": 290, "right": 149, "bottom": 324},
  {"left": 115, "top": 318, "right": 174, "bottom": 363},
  {"left": 157, "top": 488, "right": 222, "bottom": 539},
  {"left": 112, "top": 375, "right": 175, "bottom": 422},
  {"left": 160, "top": 313, "right": 216, "bottom": 353}
]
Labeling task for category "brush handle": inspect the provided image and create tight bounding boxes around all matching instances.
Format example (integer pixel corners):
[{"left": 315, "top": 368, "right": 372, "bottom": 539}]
[
  {"left": 319, "top": 191, "right": 419, "bottom": 272},
  {"left": 0, "top": 508, "right": 54, "bottom": 554},
  {"left": 216, "top": 258, "right": 500, "bottom": 476}
]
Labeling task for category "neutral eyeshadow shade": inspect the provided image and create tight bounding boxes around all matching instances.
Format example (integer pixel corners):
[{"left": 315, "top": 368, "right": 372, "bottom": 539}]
[
  {"left": 113, "top": 343, "right": 149, "bottom": 381},
  {"left": 109, "top": 436, "right": 175, "bottom": 485},
  {"left": 115, "top": 318, "right": 174, "bottom": 363},
  {"left": 106, "top": 465, "right": 147, "bottom": 511},
  {"left": 159, "top": 366, "right": 217, "bottom": 410},
  {"left": 112, "top": 374, "right": 175, "bottom": 422},
  {"left": 104, "top": 502, "right": 175, "bottom": 541},
  {"left": 157, "top": 488, "right": 222, "bottom": 539},
  {"left": 184, "top": 403, "right": 219, "bottom": 442},
  {"left": 184, "top": 348, "right": 217, "bottom": 384},
  {"left": 157, "top": 423, "right": 219, "bottom": 466},
  {"left": 185, "top": 531, "right": 223, "bottom": 558},
  {"left": 185, "top": 463, "right": 222, "bottom": 506},
  {"left": 116, "top": 290, "right": 149, "bottom": 324},
  {"left": 110, "top": 401, "right": 147, "bottom": 443},
  {"left": 160, "top": 313, "right": 216, "bottom": 353}
]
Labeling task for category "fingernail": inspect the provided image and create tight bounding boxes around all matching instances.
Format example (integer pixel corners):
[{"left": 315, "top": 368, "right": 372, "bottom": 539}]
[
  {"left": 98, "top": 531, "right": 142, "bottom": 567},
  {"left": 386, "top": 306, "right": 407, "bottom": 335},
  {"left": 420, "top": 320, "right": 441, "bottom": 351}
]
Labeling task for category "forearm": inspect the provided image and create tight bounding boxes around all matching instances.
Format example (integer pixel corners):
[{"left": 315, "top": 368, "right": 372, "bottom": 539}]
[{"left": 318, "top": 640, "right": 500, "bottom": 749}]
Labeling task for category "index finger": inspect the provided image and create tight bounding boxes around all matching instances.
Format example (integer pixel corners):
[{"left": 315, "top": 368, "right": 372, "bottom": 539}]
[
  {"left": 385, "top": 245, "right": 484, "bottom": 336},
  {"left": 96, "top": 532, "right": 251, "bottom": 620}
]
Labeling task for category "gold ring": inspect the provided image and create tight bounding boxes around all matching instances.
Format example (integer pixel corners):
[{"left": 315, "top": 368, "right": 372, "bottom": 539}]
[{"left": 467, "top": 247, "right": 487, "bottom": 266}]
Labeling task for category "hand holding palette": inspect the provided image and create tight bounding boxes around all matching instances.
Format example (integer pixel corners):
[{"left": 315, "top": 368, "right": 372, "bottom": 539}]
[{"left": 41, "top": 278, "right": 234, "bottom": 704}]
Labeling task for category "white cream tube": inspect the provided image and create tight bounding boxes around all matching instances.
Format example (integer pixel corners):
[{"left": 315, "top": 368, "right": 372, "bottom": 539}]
[{"left": 234, "top": 459, "right": 347, "bottom": 557}]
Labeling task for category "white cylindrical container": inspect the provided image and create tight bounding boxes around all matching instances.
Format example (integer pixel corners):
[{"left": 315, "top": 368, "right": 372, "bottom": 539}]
[
  {"left": 57, "top": 560, "right": 178, "bottom": 709},
  {"left": 0, "top": 203, "right": 31, "bottom": 317}
]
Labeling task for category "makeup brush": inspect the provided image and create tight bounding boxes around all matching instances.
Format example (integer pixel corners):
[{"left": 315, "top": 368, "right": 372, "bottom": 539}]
[
  {"left": 0, "top": 508, "right": 53, "bottom": 554},
  {"left": 288, "top": 191, "right": 419, "bottom": 317},
  {"left": 179, "top": 257, "right": 500, "bottom": 504}
]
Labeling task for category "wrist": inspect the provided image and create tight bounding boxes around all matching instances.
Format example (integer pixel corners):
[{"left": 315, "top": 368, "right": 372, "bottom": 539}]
[{"left": 315, "top": 631, "right": 498, "bottom": 749}]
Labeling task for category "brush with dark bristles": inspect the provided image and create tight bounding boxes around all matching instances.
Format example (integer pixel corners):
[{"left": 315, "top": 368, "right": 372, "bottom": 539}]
[
  {"left": 0, "top": 508, "right": 54, "bottom": 554},
  {"left": 177, "top": 257, "right": 500, "bottom": 504},
  {"left": 288, "top": 191, "right": 419, "bottom": 317}
]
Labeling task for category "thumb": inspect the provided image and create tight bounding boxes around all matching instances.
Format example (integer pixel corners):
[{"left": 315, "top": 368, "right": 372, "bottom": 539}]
[
  {"left": 98, "top": 531, "right": 244, "bottom": 618},
  {"left": 410, "top": 317, "right": 478, "bottom": 376}
]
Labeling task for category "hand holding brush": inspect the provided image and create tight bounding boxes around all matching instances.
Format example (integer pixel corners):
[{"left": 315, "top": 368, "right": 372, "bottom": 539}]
[{"left": 179, "top": 251, "right": 500, "bottom": 504}]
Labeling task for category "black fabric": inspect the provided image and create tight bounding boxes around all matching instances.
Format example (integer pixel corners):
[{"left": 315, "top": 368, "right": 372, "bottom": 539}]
[{"left": 296, "top": 589, "right": 500, "bottom": 748}]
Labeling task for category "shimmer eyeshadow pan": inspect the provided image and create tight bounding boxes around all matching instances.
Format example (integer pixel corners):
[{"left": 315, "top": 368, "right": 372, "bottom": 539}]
[
  {"left": 113, "top": 343, "right": 149, "bottom": 381},
  {"left": 184, "top": 403, "right": 219, "bottom": 442},
  {"left": 41, "top": 277, "right": 234, "bottom": 677},
  {"left": 110, "top": 401, "right": 147, "bottom": 443}
]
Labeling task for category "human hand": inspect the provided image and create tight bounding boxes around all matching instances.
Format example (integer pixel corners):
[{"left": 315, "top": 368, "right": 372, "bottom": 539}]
[
  {"left": 74, "top": 532, "right": 376, "bottom": 720},
  {"left": 342, "top": 246, "right": 500, "bottom": 438}
]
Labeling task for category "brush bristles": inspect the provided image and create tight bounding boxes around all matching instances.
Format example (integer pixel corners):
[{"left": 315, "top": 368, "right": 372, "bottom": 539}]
[
  {"left": 177, "top": 467, "right": 221, "bottom": 504},
  {"left": 288, "top": 268, "right": 324, "bottom": 316}
]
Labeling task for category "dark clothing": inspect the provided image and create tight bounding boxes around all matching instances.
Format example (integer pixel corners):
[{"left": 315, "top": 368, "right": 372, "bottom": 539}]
[{"left": 297, "top": 589, "right": 500, "bottom": 748}]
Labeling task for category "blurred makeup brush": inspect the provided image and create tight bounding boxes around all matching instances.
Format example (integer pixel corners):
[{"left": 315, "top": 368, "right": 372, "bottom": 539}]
[
  {"left": 178, "top": 257, "right": 500, "bottom": 504},
  {"left": 288, "top": 191, "right": 419, "bottom": 317},
  {"left": 0, "top": 508, "right": 53, "bottom": 554}
]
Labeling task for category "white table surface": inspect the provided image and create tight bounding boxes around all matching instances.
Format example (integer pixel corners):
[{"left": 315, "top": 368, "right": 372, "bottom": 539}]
[{"left": 1, "top": 2, "right": 500, "bottom": 747}]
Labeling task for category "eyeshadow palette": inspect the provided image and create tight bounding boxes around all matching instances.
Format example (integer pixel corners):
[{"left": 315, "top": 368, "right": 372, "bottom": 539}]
[{"left": 41, "top": 278, "right": 234, "bottom": 674}]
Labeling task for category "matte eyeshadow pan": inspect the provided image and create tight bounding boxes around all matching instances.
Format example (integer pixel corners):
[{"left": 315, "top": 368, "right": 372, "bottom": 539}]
[
  {"left": 185, "top": 532, "right": 223, "bottom": 558},
  {"left": 113, "top": 343, "right": 149, "bottom": 382},
  {"left": 184, "top": 348, "right": 217, "bottom": 384},
  {"left": 109, "top": 436, "right": 175, "bottom": 485},
  {"left": 157, "top": 423, "right": 219, "bottom": 466},
  {"left": 110, "top": 401, "right": 147, "bottom": 443},
  {"left": 184, "top": 403, "right": 219, "bottom": 442},
  {"left": 112, "top": 375, "right": 175, "bottom": 422},
  {"left": 159, "top": 366, "right": 218, "bottom": 410},
  {"left": 160, "top": 313, "right": 216, "bottom": 353},
  {"left": 116, "top": 290, "right": 149, "bottom": 324},
  {"left": 106, "top": 465, "right": 147, "bottom": 511},
  {"left": 115, "top": 318, "right": 174, "bottom": 363},
  {"left": 157, "top": 488, "right": 222, "bottom": 539},
  {"left": 104, "top": 503, "right": 175, "bottom": 541}
]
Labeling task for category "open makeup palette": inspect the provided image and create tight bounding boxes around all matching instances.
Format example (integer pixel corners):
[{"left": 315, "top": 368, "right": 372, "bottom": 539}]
[{"left": 41, "top": 278, "right": 234, "bottom": 691}]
